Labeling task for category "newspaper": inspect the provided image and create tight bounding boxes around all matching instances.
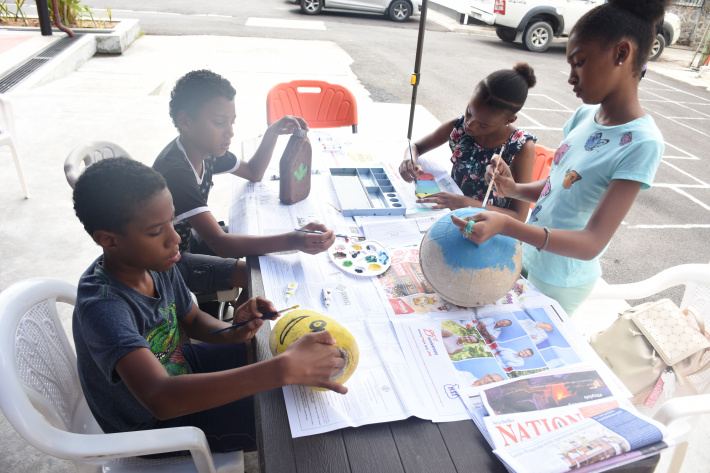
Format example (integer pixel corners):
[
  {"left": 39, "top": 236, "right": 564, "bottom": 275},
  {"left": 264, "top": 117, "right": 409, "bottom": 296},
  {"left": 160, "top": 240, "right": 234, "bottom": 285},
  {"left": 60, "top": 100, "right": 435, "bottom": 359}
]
[{"left": 493, "top": 407, "right": 668, "bottom": 473}]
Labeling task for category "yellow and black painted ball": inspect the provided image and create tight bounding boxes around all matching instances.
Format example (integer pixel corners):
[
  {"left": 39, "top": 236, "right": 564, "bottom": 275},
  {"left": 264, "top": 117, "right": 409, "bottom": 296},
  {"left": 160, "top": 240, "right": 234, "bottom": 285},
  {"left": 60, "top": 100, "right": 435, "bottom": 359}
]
[{"left": 269, "top": 309, "right": 359, "bottom": 391}]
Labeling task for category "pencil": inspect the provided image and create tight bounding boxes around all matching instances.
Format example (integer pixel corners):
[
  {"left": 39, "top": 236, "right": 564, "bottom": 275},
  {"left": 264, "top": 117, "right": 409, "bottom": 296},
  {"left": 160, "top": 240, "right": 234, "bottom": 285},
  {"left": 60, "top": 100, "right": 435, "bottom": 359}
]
[
  {"left": 294, "top": 229, "right": 349, "bottom": 239},
  {"left": 209, "top": 305, "right": 299, "bottom": 334}
]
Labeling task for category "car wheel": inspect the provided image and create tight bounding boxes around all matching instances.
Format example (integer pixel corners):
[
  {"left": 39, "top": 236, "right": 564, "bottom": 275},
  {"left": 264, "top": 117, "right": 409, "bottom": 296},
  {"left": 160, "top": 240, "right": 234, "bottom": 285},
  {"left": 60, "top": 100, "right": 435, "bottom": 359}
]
[
  {"left": 649, "top": 33, "right": 665, "bottom": 61},
  {"left": 300, "top": 0, "right": 323, "bottom": 15},
  {"left": 523, "top": 21, "right": 553, "bottom": 52},
  {"left": 388, "top": 0, "right": 411, "bottom": 22},
  {"left": 496, "top": 27, "right": 517, "bottom": 43}
]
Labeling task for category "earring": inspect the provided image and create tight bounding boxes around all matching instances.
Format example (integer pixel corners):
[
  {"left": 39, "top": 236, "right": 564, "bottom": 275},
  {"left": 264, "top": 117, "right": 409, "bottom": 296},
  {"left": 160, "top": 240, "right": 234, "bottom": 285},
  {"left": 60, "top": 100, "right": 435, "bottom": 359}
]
[{"left": 618, "top": 61, "right": 623, "bottom": 65}]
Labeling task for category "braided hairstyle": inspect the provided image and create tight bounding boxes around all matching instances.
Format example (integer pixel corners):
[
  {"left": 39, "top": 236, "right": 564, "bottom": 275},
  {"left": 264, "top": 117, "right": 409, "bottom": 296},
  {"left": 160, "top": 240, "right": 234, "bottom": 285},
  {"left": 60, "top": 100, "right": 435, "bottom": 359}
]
[
  {"left": 571, "top": 0, "right": 671, "bottom": 77},
  {"left": 477, "top": 62, "right": 537, "bottom": 115}
]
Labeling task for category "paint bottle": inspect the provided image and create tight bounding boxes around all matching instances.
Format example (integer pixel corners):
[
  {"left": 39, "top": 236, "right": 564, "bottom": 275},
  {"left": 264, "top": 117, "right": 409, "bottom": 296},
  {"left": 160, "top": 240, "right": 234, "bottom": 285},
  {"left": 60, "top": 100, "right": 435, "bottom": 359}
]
[{"left": 279, "top": 129, "right": 312, "bottom": 205}]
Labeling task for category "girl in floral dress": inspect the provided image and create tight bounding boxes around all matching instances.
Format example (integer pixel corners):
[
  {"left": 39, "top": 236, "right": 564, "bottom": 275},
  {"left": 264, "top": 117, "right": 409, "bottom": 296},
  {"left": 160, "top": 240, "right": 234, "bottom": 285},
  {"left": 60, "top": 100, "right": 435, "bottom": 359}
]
[{"left": 399, "top": 62, "right": 537, "bottom": 222}]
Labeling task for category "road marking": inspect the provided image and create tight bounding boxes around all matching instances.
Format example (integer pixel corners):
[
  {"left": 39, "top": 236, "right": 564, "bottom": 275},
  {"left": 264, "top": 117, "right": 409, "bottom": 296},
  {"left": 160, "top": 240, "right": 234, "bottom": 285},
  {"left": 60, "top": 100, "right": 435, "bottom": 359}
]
[
  {"left": 661, "top": 160, "right": 708, "bottom": 186},
  {"left": 668, "top": 186, "right": 710, "bottom": 211},
  {"left": 643, "top": 77, "right": 710, "bottom": 103},
  {"left": 626, "top": 224, "right": 710, "bottom": 229},
  {"left": 245, "top": 17, "right": 326, "bottom": 30},
  {"left": 528, "top": 94, "right": 575, "bottom": 112},
  {"left": 663, "top": 156, "right": 701, "bottom": 160}
]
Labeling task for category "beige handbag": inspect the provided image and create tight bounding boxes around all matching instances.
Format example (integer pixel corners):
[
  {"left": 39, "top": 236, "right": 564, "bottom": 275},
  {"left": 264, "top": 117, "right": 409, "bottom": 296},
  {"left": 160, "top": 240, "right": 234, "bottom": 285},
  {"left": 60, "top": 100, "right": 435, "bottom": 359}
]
[{"left": 590, "top": 299, "right": 710, "bottom": 415}]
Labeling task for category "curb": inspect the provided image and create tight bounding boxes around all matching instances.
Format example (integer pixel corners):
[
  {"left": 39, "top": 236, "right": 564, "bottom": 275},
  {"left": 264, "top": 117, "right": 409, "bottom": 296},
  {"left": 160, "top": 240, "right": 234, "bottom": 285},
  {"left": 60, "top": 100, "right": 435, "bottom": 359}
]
[
  {"left": 2, "top": 18, "right": 141, "bottom": 93},
  {"left": 10, "top": 33, "right": 96, "bottom": 93}
]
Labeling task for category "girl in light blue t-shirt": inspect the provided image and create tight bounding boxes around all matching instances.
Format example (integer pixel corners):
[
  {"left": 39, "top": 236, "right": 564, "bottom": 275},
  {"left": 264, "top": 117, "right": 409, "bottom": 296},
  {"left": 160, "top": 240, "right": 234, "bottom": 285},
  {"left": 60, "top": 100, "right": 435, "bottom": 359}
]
[{"left": 451, "top": 0, "right": 668, "bottom": 315}]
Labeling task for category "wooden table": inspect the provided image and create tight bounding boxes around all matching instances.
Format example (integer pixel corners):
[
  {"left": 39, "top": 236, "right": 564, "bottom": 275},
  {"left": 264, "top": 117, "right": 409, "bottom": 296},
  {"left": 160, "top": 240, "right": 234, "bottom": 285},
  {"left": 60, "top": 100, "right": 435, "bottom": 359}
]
[{"left": 246, "top": 257, "right": 660, "bottom": 473}]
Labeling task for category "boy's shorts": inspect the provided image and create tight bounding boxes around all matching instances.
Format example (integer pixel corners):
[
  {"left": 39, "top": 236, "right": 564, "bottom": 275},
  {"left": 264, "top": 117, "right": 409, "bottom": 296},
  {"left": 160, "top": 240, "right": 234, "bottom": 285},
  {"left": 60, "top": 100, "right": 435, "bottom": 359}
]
[
  {"left": 152, "top": 342, "right": 256, "bottom": 452},
  {"left": 175, "top": 226, "right": 238, "bottom": 293}
]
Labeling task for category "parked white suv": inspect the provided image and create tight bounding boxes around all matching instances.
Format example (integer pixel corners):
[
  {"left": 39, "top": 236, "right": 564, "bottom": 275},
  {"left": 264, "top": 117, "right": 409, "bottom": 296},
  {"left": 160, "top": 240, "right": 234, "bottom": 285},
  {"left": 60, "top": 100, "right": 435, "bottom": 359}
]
[{"left": 469, "top": 0, "right": 604, "bottom": 52}]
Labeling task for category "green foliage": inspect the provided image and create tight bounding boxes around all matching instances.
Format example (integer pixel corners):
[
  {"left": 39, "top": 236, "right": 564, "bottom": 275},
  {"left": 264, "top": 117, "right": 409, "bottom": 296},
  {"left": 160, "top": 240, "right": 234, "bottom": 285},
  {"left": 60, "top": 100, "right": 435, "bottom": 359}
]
[
  {"left": 0, "top": 0, "right": 110, "bottom": 28},
  {"left": 508, "top": 367, "right": 548, "bottom": 379},
  {"left": 441, "top": 320, "right": 492, "bottom": 362},
  {"left": 0, "top": 1, "right": 29, "bottom": 25}
]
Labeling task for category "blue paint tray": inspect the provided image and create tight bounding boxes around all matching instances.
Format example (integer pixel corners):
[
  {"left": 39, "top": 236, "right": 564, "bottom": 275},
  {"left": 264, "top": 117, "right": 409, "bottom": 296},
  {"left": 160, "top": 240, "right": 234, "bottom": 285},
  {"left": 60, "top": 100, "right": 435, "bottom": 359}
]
[{"left": 329, "top": 167, "right": 406, "bottom": 217}]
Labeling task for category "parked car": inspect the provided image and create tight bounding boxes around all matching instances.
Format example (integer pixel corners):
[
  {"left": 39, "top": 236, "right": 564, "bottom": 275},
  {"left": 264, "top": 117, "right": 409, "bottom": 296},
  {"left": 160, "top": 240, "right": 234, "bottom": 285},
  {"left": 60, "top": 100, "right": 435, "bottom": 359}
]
[
  {"left": 299, "top": 0, "right": 421, "bottom": 22},
  {"left": 651, "top": 12, "right": 681, "bottom": 61},
  {"left": 469, "top": 0, "right": 605, "bottom": 52}
]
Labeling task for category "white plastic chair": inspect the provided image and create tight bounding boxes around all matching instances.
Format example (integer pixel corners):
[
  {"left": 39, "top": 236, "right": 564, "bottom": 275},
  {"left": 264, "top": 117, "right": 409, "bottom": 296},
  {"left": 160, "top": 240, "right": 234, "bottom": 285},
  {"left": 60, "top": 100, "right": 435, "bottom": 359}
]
[
  {"left": 64, "top": 140, "right": 133, "bottom": 189},
  {"left": 653, "top": 394, "right": 710, "bottom": 473},
  {"left": 0, "top": 277, "right": 244, "bottom": 473},
  {"left": 0, "top": 95, "right": 30, "bottom": 198},
  {"left": 585, "top": 263, "right": 710, "bottom": 473}
]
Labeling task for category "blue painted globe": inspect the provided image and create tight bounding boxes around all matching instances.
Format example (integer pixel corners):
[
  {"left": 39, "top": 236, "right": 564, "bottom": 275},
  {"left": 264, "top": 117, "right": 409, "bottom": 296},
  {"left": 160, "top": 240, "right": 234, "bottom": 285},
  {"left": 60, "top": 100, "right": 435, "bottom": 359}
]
[{"left": 419, "top": 208, "right": 522, "bottom": 307}]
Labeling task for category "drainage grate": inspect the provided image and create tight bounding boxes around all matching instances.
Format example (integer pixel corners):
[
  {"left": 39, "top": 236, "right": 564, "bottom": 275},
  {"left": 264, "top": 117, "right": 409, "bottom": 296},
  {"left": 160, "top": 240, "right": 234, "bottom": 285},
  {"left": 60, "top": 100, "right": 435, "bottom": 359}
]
[{"left": 0, "top": 34, "right": 84, "bottom": 94}]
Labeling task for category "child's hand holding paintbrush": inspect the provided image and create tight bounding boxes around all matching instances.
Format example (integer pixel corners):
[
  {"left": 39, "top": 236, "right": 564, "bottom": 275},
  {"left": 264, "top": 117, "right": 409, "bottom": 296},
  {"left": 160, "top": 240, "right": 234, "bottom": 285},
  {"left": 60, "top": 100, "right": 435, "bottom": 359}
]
[
  {"left": 208, "top": 297, "right": 299, "bottom": 339},
  {"left": 399, "top": 139, "right": 424, "bottom": 185},
  {"left": 484, "top": 154, "right": 516, "bottom": 201}
]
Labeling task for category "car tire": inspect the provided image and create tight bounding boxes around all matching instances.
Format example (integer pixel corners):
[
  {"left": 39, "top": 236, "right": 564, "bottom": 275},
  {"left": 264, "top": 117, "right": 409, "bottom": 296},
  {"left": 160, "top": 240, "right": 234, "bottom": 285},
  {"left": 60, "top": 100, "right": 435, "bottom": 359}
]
[
  {"left": 496, "top": 27, "right": 517, "bottom": 43},
  {"left": 300, "top": 0, "right": 323, "bottom": 15},
  {"left": 523, "top": 21, "right": 553, "bottom": 52},
  {"left": 649, "top": 33, "right": 665, "bottom": 61},
  {"left": 388, "top": 0, "right": 411, "bottom": 22}
]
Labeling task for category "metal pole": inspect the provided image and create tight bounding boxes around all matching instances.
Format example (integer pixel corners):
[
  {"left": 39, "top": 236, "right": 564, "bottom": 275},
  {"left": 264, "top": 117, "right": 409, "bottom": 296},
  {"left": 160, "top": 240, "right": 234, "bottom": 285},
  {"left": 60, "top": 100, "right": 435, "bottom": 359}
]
[
  {"left": 407, "top": 0, "right": 429, "bottom": 140},
  {"left": 35, "top": 0, "right": 53, "bottom": 36}
]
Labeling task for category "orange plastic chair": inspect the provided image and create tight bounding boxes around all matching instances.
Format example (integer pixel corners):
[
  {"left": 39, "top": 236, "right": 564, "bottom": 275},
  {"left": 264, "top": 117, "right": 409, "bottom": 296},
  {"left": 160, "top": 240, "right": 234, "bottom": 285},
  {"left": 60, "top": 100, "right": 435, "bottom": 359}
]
[
  {"left": 266, "top": 80, "right": 358, "bottom": 133},
  {"left": 530, "top": 144, "right": 555, "bottom": 209}
]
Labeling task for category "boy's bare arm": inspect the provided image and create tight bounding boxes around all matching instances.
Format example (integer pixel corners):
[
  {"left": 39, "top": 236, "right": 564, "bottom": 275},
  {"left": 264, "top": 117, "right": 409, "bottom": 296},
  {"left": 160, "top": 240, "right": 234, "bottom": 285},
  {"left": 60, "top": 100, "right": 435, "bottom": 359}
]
[
  {"left": 233, "top": 116, "right": 309, "bottom": 182},
  {"left": 115, "top": 330, "right": 347, "bottom": 421},
  {"left": 187, "top": 211, "right": 334, "bottom": 257}
]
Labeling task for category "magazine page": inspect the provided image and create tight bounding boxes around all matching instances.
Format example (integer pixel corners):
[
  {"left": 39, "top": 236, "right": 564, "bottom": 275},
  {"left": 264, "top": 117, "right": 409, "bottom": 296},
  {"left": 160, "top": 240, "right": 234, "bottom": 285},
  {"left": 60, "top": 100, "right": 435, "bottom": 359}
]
[
  {"left": 375, "top": 246, "right": 477, "bottom": 316},
  {"left": 493, "top": 407, "right": 667, "bottom": 473},
  {"left": 479, "top": 368, "right": 626, "bottom": 417}
]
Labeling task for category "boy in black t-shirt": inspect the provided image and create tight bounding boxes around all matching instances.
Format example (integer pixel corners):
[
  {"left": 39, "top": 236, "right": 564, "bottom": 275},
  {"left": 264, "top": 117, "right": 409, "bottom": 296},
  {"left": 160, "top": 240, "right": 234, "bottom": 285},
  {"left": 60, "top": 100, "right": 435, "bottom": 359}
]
[
  {"left": 72, "top": 157, "right": 346, "bottom": 451},
  {"left": 153, "top": 70, "right": 334, "bottom": 295}
]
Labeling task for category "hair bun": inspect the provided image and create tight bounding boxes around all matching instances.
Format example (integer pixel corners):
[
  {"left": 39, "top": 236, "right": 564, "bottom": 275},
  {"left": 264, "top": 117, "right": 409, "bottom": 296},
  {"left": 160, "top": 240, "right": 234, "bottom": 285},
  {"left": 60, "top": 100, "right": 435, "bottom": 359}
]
[
  {"left": 513, "top": 62, "right": 537, "bottom": 89},
  {"left": 608, "top": 0, "right": 670, "bottom": 23}
]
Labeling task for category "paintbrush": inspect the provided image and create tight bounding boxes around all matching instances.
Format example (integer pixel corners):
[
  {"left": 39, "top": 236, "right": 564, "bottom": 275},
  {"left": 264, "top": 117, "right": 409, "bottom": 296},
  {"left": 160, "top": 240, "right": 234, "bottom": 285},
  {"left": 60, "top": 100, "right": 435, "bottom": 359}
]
[
  {"left": 483, "top": 149, "right": 506, "bottom": 206},
  {"left": 209, "top": 305, "right": 299, "bottom": 334},
  {"left": 294, "top": 229, "right": 349, "bottom": 239},
  {"left": 408, "top": 139, "right": 418, "bottom": 196}
]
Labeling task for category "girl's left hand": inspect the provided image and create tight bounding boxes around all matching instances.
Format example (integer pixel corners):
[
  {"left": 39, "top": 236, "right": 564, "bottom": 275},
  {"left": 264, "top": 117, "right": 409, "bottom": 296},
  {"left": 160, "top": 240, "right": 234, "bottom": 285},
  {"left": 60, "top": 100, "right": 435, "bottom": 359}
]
[
  {"left": 416, "top": 192, "right": 471, "bottom": 210},
  {"left": 231, "top": 296, "right": 277, "bottom": 343},
  {"left": 451, "top": 212, "right": 509, "bottom": 245},
  {"left": 269, "top": 115, "right": 309, "bottom": 135}
]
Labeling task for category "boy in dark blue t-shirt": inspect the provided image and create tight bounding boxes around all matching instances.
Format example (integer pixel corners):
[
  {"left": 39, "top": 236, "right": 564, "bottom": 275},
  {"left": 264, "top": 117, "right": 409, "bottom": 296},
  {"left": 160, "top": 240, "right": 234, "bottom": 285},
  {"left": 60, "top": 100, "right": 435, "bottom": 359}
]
[{"left": 72, "top": 157, "right": 346, "bottom": 452}]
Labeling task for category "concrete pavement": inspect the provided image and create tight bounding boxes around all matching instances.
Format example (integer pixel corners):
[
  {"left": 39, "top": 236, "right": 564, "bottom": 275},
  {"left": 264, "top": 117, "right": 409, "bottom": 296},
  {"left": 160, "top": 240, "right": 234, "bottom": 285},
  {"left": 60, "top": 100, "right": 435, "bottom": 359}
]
[{"left": 1, "top": 11, "right": 708, "bottom": 472}]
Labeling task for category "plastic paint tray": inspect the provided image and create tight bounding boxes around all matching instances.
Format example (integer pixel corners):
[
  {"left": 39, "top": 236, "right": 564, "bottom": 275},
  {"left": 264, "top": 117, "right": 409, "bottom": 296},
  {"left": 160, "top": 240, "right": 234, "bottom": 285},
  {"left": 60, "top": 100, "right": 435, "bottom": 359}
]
[
  {"left": 328, "top": 238, "right": 391, "bottom": 277},
  {"left": 330, "top": 167, "right": 406, "bottom": 217}
]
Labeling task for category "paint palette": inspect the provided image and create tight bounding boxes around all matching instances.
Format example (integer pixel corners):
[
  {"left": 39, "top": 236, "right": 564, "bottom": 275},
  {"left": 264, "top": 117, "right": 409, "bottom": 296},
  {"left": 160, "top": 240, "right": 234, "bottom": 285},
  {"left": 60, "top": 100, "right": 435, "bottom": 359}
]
[
  {"left": 328, "top": 238, "right": 391, "bottom": 277},
  {"left": 330, "top": 167, "right": 406, "bottom": 217},
  {"left": 415, "top": 173, "right": 441, "bottom": 198}
]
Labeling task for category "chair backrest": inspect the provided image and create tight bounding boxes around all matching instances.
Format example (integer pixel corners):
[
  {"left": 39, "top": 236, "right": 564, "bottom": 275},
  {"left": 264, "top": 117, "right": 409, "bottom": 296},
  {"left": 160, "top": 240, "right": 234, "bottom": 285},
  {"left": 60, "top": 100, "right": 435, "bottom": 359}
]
[
  {"left": 0, "top": 278, "right": 103, "bottom": 447},
  {"left": 528, "top": 145, "right": 555, "bottom": 210},
  {"left": 0, "top": 95, "right": 17, "bottom": 139},
  {"left": 532, "top": 144, "right": 554, "bottom": 182},
  {"left": 266, "top": 80, "right": 358, "bottom": 132},
  {"left": 64, "top": 141, "right": 133, "bottom": 189}
]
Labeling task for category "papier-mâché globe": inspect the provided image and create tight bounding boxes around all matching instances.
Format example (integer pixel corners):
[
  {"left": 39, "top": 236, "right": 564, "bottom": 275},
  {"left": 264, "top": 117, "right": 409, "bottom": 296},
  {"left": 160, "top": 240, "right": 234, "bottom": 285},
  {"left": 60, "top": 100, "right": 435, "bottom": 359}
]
[{"left": 419, "top": 208, "right": 522, "bottom": 307}]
